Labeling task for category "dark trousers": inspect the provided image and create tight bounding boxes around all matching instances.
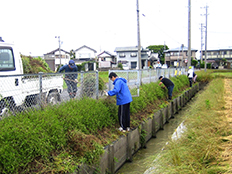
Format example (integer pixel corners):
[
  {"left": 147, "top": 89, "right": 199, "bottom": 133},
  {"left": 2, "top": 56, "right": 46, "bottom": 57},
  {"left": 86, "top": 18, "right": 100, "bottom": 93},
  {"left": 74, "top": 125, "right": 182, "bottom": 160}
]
[
  {"left": 65, "top": 80, "right": 77, "bottom": 98},
  {"left": 118, "top": 103, "right": 130, "bottom": 130},
  {"left": 189, "top": 78, "right": 193, "bottom": 87},
  {"left": 167, "top": 85, "right": 174, "bottom": 100}
]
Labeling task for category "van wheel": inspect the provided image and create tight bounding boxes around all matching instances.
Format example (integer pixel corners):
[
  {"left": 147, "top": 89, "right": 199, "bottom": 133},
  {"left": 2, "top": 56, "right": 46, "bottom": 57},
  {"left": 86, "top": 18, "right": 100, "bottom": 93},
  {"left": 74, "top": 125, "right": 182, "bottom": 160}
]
[{"left": 47, "top": 92, "right": 59, "bottom": 105}]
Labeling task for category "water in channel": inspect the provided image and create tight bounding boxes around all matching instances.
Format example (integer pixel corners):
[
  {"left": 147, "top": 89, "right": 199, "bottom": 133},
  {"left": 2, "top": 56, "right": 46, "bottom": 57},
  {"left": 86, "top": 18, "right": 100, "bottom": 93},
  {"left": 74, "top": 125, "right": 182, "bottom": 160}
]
[{"left": 116, "top": 102, "right": 192, "bottom": 174}]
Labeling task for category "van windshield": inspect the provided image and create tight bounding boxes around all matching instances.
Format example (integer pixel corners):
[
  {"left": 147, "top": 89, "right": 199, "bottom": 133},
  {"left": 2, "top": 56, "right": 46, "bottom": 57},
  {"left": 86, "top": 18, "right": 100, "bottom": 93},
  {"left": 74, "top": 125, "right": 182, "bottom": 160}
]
[{"left": 0, "top": 47, "right": 15, "bottom": 71}]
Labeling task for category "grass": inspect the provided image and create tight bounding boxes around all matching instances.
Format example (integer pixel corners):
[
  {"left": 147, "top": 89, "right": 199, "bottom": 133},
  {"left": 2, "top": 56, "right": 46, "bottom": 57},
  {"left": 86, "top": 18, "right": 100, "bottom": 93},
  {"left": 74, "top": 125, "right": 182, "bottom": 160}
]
[
  {"left": 0, "top": 74, "right": 192, "bottom": 173},
  {"left": 152, "top": 76, "right": 232, "bottom": 173},
  {"left": 0, "top": 69, "right": 227, "bottom": 173},
  {"left": 99, "top": 71, "right": 109, "bottom": 83}
]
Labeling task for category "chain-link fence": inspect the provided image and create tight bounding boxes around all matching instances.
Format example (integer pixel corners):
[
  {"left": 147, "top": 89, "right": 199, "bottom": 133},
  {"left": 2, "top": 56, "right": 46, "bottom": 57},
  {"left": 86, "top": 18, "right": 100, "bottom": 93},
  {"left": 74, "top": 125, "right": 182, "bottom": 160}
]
[
  {"left": 0, "top": 68, "right": 187, "bottom": 116},
  {"left": 0, "top": 71, "right": 102, "bottom": 116},
  {"left": 109, "top": 68, "right": 187, "bottom": 97}
]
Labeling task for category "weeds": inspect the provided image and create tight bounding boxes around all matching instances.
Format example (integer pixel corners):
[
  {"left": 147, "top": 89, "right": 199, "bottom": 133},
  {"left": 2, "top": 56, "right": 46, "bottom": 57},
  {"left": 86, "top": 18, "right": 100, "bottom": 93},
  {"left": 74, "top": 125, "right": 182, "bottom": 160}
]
[
  {"left": 154, "top": 78, "right": 229, "bottom": 173},
  {"left": 0, "top": 73, "right": 205, "bottom": 173}
]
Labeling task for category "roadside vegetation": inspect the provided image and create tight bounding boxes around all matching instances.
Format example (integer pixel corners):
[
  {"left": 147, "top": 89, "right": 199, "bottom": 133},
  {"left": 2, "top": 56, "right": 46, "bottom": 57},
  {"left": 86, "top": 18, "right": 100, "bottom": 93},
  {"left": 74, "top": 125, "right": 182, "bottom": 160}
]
[
  {"left": 1, "top": 67, "right": 231, "bottom": 173},
  {"left": 21, "top": 55, "right": 52, "bottom": 74},
  {"left": 0, "top": 73, "right": 192, "bottom": 173},
  {"left": 152, "top": 70, "right": 232, "bottom": 173}
]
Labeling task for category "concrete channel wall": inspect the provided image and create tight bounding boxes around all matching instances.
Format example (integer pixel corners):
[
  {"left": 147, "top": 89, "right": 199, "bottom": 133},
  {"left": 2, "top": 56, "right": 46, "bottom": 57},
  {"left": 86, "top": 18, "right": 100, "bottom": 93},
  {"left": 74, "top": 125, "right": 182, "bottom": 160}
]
[{"left": 76, "top": 83, "right": 200, "bottom": 174}]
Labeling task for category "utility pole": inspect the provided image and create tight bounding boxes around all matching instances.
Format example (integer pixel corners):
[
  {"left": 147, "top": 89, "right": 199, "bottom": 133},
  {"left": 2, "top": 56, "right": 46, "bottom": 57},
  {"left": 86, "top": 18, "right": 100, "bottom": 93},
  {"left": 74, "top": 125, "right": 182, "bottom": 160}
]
[
  {"left": 181, "top": 44, "right": 184, "bottom": 68},
  {"left": 136, "top": 0, "right": 141, "bottom": 70},
  {"left": 55, "top": 36, "right": 61, "bottom": 66},
  {"left": 204, "top": 5, "right": 208, "bottom": 72},
  {"left": 187, "top": 0, "right": 191, "bottom": 68},
  {"left": 200, "top": 23, "right": 204, "bottom": 64}
]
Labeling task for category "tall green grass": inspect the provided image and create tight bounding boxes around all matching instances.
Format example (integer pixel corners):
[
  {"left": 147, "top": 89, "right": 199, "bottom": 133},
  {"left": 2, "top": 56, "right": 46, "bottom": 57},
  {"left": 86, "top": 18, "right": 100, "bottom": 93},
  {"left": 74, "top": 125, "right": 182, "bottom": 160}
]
[
  {"left": 0, "top": 74, "right": 197, "bottom": 173},
  {"left": 153, "top": 78, "right": 230, "bottom": 173}
]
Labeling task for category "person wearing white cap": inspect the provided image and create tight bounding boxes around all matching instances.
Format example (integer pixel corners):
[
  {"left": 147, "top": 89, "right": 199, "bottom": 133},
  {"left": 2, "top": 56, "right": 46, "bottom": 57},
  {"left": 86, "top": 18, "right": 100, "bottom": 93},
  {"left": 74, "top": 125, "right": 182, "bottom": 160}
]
[{"left": 58, "top": 60, "right": 78, "bottom": 99}]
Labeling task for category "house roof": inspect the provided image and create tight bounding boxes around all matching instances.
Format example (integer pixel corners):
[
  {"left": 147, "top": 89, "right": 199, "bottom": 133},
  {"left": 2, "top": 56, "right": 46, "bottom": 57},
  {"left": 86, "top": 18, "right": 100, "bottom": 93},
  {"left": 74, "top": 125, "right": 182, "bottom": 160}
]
[
  {"left": 149, "top": 53, "right": 159, "bottom": 61},
  {"left": 164, "top": 46, "right": 198, "bottom": 52},
  {"left": 97, "top": 51, "right": 115, "bottom": 57},
  {"left": 44, "top": 48, "right": 70, "bottom": 55},
  {"left": 202, "top": 48, "right": 232, "bottom": 52},
  {"left": 75, "top": 45, "right": 97, "bottom": 53},
  {"left": 115, "top": 46, "right": 149, "bottom": 52}
]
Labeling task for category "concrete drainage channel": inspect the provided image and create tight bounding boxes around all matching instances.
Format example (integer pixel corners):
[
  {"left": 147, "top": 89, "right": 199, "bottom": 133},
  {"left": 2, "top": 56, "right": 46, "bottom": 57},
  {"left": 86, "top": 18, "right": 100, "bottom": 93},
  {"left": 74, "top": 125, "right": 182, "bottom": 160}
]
[{"left": 76, "top": 83, "right": 200, "bottom": 174}]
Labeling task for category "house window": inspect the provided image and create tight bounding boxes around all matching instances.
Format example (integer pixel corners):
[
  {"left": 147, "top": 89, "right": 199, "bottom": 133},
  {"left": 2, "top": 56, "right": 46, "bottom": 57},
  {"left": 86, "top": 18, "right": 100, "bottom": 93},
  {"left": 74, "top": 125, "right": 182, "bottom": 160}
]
[
  {"left": 131, "top": 62, "right": 137, "bottom": 69},
  {"left": 119, "top": 53, "right": 125, "bottom": 58},
  {"left": 173, "top": 52, "right": 179, "bottom": 56},
  {"left": 79, "top": 53, "right": 82, "bottom": 58},
  {"left": 0, "top": 48, "right": 15, "bottom": 70},
  {"left": 130, "top": 53, "right": 137, "bottom": 57},
  {"left": 165, "top": 53, "right": 170, "bottom": 56}
]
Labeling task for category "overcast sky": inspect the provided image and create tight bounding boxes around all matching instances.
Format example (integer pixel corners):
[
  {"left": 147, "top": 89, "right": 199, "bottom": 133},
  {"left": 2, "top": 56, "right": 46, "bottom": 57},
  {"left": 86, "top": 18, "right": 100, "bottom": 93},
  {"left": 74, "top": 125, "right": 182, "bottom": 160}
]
[{"left": 1, "top": 0, "right": 231, "bottom": 57}]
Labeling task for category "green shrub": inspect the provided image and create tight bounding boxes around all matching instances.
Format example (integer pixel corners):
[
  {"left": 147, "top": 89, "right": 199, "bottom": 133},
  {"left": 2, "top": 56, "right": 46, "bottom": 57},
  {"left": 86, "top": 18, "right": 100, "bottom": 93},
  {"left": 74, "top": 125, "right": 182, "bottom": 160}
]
[
  {"left": 118, "top": 63, "right": 123, "bottom": 70},
  {"left": 0, "top": 73, "right": 210, "bottom": 173}
]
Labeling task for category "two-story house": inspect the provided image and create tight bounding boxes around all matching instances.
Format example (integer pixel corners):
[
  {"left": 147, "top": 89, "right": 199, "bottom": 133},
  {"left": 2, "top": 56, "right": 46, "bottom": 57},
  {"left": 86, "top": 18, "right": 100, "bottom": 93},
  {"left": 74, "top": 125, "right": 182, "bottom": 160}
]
[
  {"left": 74, "top": 45, "right": 97, "bottom": 63},
  {"left": 201, "top": 48, "right": 232, "bottom": 68},
  {"left": 164, "top": 47, "right": 198, "bottom": 67},
  {"left": 97, "top": 51, "right": 117, "bottom": 69},
  {"left": 44, "top": 48, "right": 70, "bottom": 71},
  {"left": 74, "top": 45, "right": 97, "bottom": 71},
  {"left": 114, "top": 46, "right": 150, "bottom": 69}
]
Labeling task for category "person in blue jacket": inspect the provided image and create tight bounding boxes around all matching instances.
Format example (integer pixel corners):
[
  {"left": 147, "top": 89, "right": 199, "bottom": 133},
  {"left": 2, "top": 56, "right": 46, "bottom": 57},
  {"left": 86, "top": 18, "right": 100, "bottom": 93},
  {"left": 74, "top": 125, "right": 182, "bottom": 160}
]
[
  {"left": 58, "top": 60, "right": 78, "bottom": 99},
  {"left": 106, "top": 72, "right": 133, "bottom": 132}
]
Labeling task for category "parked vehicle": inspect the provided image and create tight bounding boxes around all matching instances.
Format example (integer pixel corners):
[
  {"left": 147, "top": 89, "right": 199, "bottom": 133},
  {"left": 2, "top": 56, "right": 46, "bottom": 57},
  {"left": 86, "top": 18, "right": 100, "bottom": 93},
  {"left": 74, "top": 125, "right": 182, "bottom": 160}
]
[
  {"left": 122, "top": 64, "right": 130, "bottom": 70},
  {"left": 211, "top": 63, "right": 219, "bottom": 69},
  {"left": 0, "top": 40, "right": 63, "bottom": 116},
  {"left": 153, "top": 63, "right": 162, "bottom": 69}
]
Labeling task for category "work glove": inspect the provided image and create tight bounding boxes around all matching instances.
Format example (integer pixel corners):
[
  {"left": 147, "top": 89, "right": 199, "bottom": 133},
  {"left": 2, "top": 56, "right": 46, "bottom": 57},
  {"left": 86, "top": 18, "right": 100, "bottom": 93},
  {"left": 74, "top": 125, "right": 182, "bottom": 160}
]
[{"left": 104, "top": 91, "right": 109, "bottom": 96}]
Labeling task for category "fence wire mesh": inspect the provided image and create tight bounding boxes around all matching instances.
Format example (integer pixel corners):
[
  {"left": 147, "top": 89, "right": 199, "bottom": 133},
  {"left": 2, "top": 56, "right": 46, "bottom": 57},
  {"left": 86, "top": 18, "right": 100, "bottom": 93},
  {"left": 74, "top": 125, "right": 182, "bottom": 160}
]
[
  {"left": 109, "top": 68, "right": 186, "bottom": 97},
  {"left": 0, "top": 68, "right": 186, "bottom": 117},
  {"left": 0, "top": 71, "right": 102, "bottom": 117}
]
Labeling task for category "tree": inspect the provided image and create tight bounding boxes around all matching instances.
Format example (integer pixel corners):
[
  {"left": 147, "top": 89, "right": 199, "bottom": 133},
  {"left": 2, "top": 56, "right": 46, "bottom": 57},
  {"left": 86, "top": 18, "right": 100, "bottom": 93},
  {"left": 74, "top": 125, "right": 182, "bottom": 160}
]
[
  {"left": 191, "top": 58, "right": 198, "bottom": 67},
  {"left": 70, "top": 49, "right": 76, "bottom": 59},
  {"left": 146, "top": 45, "right": 169, "bottom": 64}
]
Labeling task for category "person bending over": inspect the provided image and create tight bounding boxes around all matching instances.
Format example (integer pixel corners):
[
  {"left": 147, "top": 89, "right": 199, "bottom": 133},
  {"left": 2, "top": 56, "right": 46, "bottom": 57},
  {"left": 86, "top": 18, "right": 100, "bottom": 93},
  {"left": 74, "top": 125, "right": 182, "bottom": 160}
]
[{"left": 159, "top": 76, "right": 175, "bottom": 101}]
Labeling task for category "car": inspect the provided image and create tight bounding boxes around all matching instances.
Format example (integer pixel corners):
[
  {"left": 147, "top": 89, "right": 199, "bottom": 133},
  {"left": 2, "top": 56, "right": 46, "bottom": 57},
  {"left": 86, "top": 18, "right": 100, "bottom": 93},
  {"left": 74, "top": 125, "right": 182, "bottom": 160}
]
[
  {"left": 211, "top": 63, "right": 218, "bottom": 69},
  {"left": 122, "top": 64, "right": 130, "bottom": 70},
  {"left": 153, "top": 63, "right": 162, "bottom": 69}
]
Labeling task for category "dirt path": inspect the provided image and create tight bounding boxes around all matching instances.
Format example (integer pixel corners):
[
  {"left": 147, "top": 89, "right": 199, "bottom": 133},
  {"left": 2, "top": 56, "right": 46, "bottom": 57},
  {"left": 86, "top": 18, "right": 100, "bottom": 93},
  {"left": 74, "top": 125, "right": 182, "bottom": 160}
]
[{"left": 221, "top": 78, "right": 232, "bottom": 173}]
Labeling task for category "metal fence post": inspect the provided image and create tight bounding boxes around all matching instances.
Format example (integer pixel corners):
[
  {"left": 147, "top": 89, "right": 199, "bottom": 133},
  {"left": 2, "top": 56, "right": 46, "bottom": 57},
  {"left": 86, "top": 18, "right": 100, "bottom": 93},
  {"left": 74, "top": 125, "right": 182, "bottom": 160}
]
[
  {"left": 38, "top": 72, "right": 43, "bottom": 108},
  {"left": 127, "top": 70, "right": 129, "bottom": 82},
  {"left": 81, "top": 71, "right": 84, "bottom": 83},
  {"left": 108, "top": 70, "right": 113, "bottom": 91},
  {"left": 96, "top": 70, "right": 99, "bottom": 99}
]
